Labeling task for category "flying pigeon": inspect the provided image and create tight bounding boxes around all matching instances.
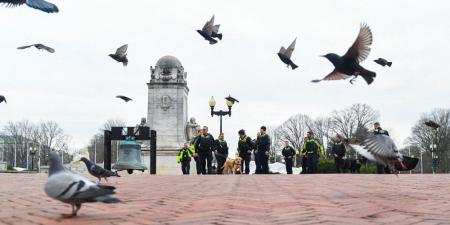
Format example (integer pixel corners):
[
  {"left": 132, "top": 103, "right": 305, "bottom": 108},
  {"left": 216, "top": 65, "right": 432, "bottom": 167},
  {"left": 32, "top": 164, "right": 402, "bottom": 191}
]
[
  {"left": 225, "top": 95, "right": 239, "bottom": 104},
  {"left": 424, "top": 120, "right": 440, "bottom": 129},
  {"left": 109, "top": 44, "right": 128, "bottom": 66},
  {"left": 80, "top": 157, "right": 120, "bottom": 182},
  {"left": 374, "top": 58, "right": 392, "bottom": 67},
  {"left": 116, "top": 95, "right": 132, "bottom": 102},
  {"left": 211, "top": 24, "right": 222, "bottom": 40},
  {"left": 1, "top": 0, "right": 58, "bottom": 13},
  {"left": 197, "top": 15, "right": 219, "bottom": 45},
  {"left": 277, "top": 38, "right": 298, "bottom": 70},
  {"left": 347, "top": 134, "right": 418, "bottom": 174},
  {"left": 44, "top": 151, "right": 120, "bottom": 218},
  {"left": 17, "top": 44, "right": 55, "bottom": 53},
  {"left": 312, "top": 23, "right": 376, "bottom": 85},
  {"left": 0, "top": 95, "right": 6, "bottom": 104}
]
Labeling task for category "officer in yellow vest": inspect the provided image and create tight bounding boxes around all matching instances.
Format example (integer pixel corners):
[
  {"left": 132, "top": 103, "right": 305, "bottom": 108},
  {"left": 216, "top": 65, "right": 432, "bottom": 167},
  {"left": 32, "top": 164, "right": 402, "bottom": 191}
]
[
  {"left": 300, "top": 131, "right": 324, "bottom": 174},
  {"left": 178, "top": 143, "right": 194, "bottom": 175}
]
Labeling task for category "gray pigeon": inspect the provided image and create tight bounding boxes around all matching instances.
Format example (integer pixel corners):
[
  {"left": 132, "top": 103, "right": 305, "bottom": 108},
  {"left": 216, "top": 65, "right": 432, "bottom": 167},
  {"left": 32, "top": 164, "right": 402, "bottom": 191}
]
[
  {"left": 225, "top": 95, "right": 239, "bottom": 104},
  {"left": 197, "top": 15, "right": 219, "bottom": 44},
  {"left": 44, "top": 151, "right": 120, "bottom": 218},
  {"left": 17, "top": 43, "right": 55, "bottom": 53},
  {"left": 277, "top": 38, "right": 298, "bottom": 70},
  {"left": 0, "top": 0, "right": 59, "bottom": 13},
  {"left": 0, "top": 95, "right": 6, "bottom": 104},
  {"left": 80, "top": 157, "right": 120, "bottom": 182},
  {"left": 374, "top": 58, "right": 392, "bottom": 67},
  {"left": 109, "top": 44, "right": 128, "bottom": 66},
  {"left": 347, "top": 134, "right": 417, "bottom": 174}
]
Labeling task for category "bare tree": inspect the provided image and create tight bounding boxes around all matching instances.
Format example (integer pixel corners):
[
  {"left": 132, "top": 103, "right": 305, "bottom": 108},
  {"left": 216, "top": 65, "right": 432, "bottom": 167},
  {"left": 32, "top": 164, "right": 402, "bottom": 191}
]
[
  {"left": 331, "top": 103, "right": 379, "bottom": 139},
  {"left": 408, "top": 109, "right": 450, "bottom": 173},
  {"left": 87, "top": 118, "right": 126, "bottom": 163}
]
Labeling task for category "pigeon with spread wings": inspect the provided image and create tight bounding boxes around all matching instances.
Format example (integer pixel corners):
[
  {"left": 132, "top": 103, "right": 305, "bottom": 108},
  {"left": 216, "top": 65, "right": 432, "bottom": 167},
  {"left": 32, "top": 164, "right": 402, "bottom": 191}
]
[
  {"left": 347, "top": 134, "right": 418, "bottom": 174},
  {"left": 197, "top": 15, "right": 219, "bottom": 45},
  {"left": 17, "top": 44, "right": 55, "bottom": 53},
  {"left": 109, "top": 44, "right": 128, "bottom": 66},
  {"left": 312, "top": 24, "right": 376, "bottom": 85},
  {"left": 1, "top": 0, "right": 58, "bottom": 13},
  {"left": 277, "top": 38, "right": 298, "bottom": 70}
]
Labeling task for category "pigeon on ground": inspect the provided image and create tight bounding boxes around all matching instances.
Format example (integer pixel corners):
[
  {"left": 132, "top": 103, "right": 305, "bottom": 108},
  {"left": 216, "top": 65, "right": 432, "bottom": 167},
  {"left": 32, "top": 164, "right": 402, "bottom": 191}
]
[
  {"left": 44, "top": 151, "right": 120, "bottom": 218},
  {"left": 277, "top": 38, "right": 298, "bottom": 70},
  {"left": 0, "top": 95, "right": 6, "bottom": 104},
  {"left": 197, "top": 15, "right": 219, "bottom": 44},
  {"left": 374, "top": 58, "right": 392, "bottom": 67},
  {"left": 116, "top": 95, "right": 132, "bottom": 102},
  {"left": 17, "top": 44, "right": 55, "bottom": 53},
  {"left": 312, "top": 24, "right": 376, "bottom": 85},
  {"left": 347, "top": 134, "right": 418, "bottom": 174},
  {"left": 225, "top": 95, "right": 239, "bottom": 104},
  {"left": 80, "top": 157, "right": 120, "bottom": 182},
  {"left": 1, "top": 0, "right": 58, "bottom": 13},
  {"left": 109, "top": 44, "right": 128, "bottom": 66}
]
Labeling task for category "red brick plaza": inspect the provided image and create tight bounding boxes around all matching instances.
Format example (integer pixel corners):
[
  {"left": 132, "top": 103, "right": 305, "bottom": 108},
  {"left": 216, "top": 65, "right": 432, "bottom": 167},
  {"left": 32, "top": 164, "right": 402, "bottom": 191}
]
[{"left": 0, "top": 173, "right": 449, "bottom": 225}]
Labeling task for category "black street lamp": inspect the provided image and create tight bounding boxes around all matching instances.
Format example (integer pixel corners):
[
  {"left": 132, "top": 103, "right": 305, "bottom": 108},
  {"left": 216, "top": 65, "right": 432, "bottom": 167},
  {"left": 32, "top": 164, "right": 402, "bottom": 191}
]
[
  {"left": 424, "top": 120, "right": 440, "bottom": 174},
  {"left": 209, "top": 96, "right": 234, "bottom": 134},
  {"left": 29, "top": 146, "right": 37, "bottom": 171}
]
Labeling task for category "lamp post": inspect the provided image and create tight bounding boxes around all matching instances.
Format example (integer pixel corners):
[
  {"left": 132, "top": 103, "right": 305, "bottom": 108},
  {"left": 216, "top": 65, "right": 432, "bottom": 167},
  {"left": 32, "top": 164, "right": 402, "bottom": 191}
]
[
  {"left": 424, "top": 120, "right": 440, "bottom": 174},
  {"left": 29, "top": 146, "right": 37, "bottom": 171},
  {"left": 209, "top": 96, "right": 234, "bottom": 134}
]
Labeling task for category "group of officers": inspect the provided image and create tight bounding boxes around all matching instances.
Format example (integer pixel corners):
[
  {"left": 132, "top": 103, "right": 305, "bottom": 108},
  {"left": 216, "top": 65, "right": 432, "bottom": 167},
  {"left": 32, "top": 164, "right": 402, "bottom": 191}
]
[{"left": 176, "top": 122, "right": 392, "bottom": 175}]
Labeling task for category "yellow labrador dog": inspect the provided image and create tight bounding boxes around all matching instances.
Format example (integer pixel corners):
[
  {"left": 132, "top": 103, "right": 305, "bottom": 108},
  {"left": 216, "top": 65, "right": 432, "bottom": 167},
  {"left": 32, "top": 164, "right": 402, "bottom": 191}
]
[{"left": 222, "top": 156, "right": 242, "bottom": 175}]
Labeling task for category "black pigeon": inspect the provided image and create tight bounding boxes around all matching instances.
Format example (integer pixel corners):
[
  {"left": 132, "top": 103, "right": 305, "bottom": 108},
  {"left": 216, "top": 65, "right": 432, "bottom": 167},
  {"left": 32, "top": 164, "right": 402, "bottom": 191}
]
[
  {"left": 312, "top": 24, "right": 376, "bottom": 85},
  {"left": 0, "top": 95, "right": 6, "bottom": 104},
  {"left": 425, "top": 120, "right": 440, "bottom": 129},
  {"left": 374, "top": 58, "right": 392, "bottom": 67},
  {"left": 277, "top": 38, "right": 298, "bottom": 70},
  {"left": 197, "top": 15, "right": 219, "bottom": 44},
  {"left": 109, "top": 44, "right": 128, "bottom": 66},
  {"left": 116, "top": 95, "right": 132, "bottom": 102},
  {"left": 225, "top": 95, "right": 239, "bottom": 104},
  {"left": 44, "top": 152, "right": 120, "bottom": 218},
  {"left": 17, "top": 43, "right": 55, "bottom": 53},
  {"left": 80, "top": 157, "right": 120, "bottom": 182},
  {"left": 1, "top": 0, "right": 58, "bottom": 13}
]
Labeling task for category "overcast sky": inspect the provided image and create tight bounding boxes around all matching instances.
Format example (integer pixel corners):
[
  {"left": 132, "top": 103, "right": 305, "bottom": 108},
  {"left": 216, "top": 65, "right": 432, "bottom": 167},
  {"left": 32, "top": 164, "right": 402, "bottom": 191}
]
[{"left": 1, "top": 0, "right": 449, "bottom": 154}]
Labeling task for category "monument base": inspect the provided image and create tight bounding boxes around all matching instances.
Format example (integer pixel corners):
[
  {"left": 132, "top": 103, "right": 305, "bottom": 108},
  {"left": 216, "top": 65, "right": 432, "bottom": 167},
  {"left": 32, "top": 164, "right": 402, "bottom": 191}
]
[{"left": 142, "top": 149, "right": 197, "bottom": 175}]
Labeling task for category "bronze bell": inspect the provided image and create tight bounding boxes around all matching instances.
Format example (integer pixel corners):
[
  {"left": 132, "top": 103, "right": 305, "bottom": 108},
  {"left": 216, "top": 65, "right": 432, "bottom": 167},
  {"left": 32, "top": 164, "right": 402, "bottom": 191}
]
[{"left": 113, "top": 139, "right": 147, "bottom": 174}]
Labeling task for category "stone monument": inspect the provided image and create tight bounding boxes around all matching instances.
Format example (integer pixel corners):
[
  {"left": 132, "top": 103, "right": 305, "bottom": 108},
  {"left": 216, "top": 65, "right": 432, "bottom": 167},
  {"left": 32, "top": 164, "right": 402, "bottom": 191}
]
[{"left": 146, "top": 55, "right": 191, "bottom": 174}]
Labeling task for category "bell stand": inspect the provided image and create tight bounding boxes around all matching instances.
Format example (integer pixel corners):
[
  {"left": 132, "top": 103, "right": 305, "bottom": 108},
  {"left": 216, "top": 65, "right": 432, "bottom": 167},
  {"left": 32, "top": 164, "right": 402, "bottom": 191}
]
[{"left": 104, "top": 126, "right": 157, "bottom": 174}]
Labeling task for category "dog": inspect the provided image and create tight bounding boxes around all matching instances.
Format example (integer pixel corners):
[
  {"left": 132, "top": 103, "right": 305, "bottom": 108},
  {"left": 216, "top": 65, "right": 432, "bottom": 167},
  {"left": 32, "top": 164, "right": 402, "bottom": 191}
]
[{"left": 222, "top": 156, "right": 242, "bottom": 175}]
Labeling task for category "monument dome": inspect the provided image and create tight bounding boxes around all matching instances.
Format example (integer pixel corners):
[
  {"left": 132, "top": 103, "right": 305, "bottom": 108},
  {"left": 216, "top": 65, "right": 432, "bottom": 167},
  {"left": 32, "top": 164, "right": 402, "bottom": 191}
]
[{"left": 156, "top": 55, "right": 182, "bottom": 69}]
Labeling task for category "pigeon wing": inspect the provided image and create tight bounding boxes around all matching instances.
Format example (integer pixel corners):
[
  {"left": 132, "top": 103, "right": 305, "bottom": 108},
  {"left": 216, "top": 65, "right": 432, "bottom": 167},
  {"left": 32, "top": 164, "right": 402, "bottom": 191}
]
[
  {"left": 25, "top": 0, "right": 59, "bottom": 13},
  {"left": 115, "top": 44, "right": 128, "bottom": 57},
  {"left": 312, "top": 70, "right": 351, "bottom": 83},
  {"left": 284, "top": 38, "right": 296, "bottom": 59},
  {"left": 362, "top": 134, "right": 400, "bottom": 160},
  {"left": 278, "top": 46, "right": 287, "bottom": 55},
  {"left": 202, "top": 16, "right": 214, "bottom": 35},
  {"left": 343, "top": 23, "right": 373, "bottom": 63},
  {"left": 0, "top": 0, "right": 26, "bottom": 7},
  {"left": 212, "top": 24, "right": 220, "bottom": 33},
  {"left": 41, "top": 44, "right": 55, "bottom": 53}
]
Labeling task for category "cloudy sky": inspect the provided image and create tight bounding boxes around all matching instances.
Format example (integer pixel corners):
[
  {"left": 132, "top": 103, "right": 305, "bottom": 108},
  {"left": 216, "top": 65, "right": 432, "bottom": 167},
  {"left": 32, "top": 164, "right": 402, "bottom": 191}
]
[{"left": 1, "top": 0, "right": 449, "bottom": 153}]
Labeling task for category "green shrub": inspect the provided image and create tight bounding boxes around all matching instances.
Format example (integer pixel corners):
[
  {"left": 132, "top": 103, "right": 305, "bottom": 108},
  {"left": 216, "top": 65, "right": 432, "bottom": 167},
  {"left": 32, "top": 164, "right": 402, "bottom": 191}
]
[
  {"left": 359, "top": 164, "right": 377, "bottom": 174},
  {"left": 318, "top": 159, "right": 336, "bottom": 173},
  {"left": 7, "top": 165, "right": 13, "bottom": 171}
]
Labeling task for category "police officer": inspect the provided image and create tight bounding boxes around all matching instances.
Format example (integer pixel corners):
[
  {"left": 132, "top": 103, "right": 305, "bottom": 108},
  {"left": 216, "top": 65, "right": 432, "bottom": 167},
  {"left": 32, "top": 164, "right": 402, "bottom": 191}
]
[
  {"left": 255, "top": 126, "right": 271, "bottom": 174},
  {"left": 300, "top": 131, "right": 324, "bottom": 174},
  {"left": 237, "top": 129, "right": 254, "bottom": 174},
  {"left": 214, "top": 132, "right": 228, "bottom": 175},
  {"left": 191, "top": 128, "right": 202, "bottom": 174},
  {"left": 373, "top": 122, "right": 391, "bottom": 174},
  {"left": 331, "top": 135, "right": 346, "bottom": 173},
  {"left": 194, "top": 126, "right": 215, "bottom": 174},
  {"left": 177, "top": 143, "right": 194, "bottom": 175},
  {"left": 281, "top": 141, "right": 296, "bottom": 174}
]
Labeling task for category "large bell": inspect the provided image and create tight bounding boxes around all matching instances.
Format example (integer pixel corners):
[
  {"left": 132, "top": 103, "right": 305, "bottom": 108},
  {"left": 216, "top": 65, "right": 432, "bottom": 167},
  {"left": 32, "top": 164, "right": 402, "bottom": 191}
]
[{"left": 113, "top": 139, "right": 147, "bottom": 174}]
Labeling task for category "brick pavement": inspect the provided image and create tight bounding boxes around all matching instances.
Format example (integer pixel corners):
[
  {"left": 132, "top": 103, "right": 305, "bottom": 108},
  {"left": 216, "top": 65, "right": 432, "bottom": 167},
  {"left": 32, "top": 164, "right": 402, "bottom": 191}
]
[{"left": 0, "top": 173, "right": 449, "bottom": 225}]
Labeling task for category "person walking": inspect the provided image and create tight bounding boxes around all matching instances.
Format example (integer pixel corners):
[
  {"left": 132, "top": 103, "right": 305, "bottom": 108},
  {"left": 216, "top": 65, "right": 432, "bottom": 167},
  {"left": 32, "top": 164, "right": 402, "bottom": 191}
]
[
  {"left": 331, "top": 135, "right": 346, "bottom": 173},
  {"left": 194, "top": 126, "right": 215, "bottom": 174},
  {"left": 177, "top": 143, "right": 194, "bottom": 175},
  {"left": 300, "top": 131, "right": 324, "bottom": 174},
  {"left": 255, "top": 126, "right": 271, "bottom": 174},
  {"left": 281, "top": 141, "right": 296, "bottom": 174},
  {"left": 214, "top": 133, "right": 228, "bottom": 175},
  {"left": 237, "top": 129, "right": 254, "bottom": 174}
]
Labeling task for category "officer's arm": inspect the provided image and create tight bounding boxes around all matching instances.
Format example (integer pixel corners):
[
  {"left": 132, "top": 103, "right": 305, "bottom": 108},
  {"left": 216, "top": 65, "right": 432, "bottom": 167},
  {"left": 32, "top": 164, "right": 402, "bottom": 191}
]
[
  {"left": 177, "top": 150, "right": 182, "bottom": 163},
  {"left": 194, "top": 137, "right": 200, "bottom": 153},
  {"left": 247, "top": 137, "right": 255, "bottom": 150},
  {"left": 291, "top": 147, "right": 296, "bottom": 156},
  {"left": 225, "top": 142, "right": 229, "bottom": 155}
]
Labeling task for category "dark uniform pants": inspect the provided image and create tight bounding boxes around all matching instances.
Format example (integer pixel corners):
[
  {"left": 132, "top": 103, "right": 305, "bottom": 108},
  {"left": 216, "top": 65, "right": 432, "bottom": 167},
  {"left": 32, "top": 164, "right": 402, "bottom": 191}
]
[
  {"left": 306, "top": 155, "right": 318, "bottom": 174},
  {"left": 216, "top": 156, "right": 226, "bottom": 175},
  {"left": 301, "top": 156, "right": 308, "bottom": 174},
  {"left": 181, "top": 160, "right": 190, "bottom": 175},
  {"left": 240, "top": 155, "right": 251, "bottom": 174},
  {"left": 376, "top": 163, "right": 391, "bottom": 174},
  {"left": 257, "top": 153, "right": 269, "bottom": 174},
  {"left": 206, "top": 151, "right": 213, "bottom": 174},
  {"left": 255, "top": 154, "right": 261, "bottom": 174},
  {"left": 334, "top": 157, "right": 344, "bottom": 173},
  {"left": 285, "top": 157, "right": 293, "bottom": 174}
]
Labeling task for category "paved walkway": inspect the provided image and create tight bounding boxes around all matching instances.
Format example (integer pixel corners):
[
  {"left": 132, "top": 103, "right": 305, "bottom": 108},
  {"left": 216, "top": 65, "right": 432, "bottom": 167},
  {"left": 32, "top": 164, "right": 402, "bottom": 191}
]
[{"left": 0, "top": 173, "right": 449, "bottom": 225}]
